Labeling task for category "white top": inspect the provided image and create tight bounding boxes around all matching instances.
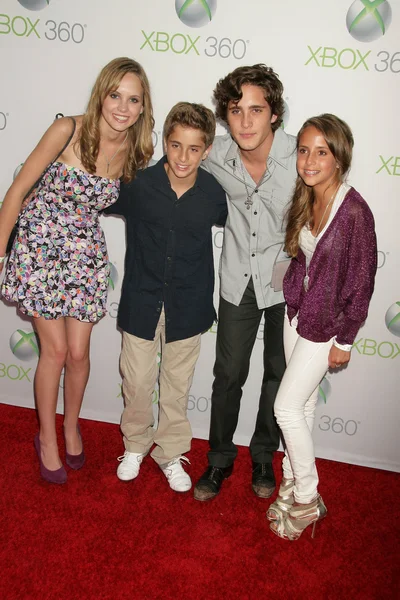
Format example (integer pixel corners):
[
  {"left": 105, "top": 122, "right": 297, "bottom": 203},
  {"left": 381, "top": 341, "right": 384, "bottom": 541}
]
[{"left": 299, "top": 182, "right": 351, "bottom": 267}]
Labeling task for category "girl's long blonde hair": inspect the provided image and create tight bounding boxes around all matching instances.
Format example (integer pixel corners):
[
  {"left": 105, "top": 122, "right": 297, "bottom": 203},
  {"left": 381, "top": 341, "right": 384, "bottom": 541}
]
[
  {"left": 79, "top": 57, "right": 154, "bottom": 182},
  {"left": 284, "top": 114, "right": 354, "bottom": 257}
]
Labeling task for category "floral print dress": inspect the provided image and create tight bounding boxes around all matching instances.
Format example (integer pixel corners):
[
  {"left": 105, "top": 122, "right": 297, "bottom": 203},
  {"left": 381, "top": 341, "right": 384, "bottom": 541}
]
[{"left": 1, "top": 162, "right": 120, "bottom": 323}]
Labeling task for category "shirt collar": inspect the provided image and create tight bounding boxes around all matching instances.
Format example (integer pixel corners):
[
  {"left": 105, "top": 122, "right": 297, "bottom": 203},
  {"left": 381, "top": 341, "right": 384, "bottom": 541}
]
[{"left": 224, "top": 128, "right": 294, "bottom": 171}]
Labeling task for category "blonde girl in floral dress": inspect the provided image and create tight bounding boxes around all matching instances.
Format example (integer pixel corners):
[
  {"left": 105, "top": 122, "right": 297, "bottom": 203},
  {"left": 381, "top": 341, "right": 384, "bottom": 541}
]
[{"left": 0, "top": 57, "right": 154, "bottom": 484}]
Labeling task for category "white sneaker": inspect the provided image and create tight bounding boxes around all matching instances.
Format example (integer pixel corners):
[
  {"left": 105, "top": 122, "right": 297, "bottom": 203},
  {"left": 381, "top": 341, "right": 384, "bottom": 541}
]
[
  {"left": 161, "top": 456, "right": 192, "bottom": 492},
  {"left": 117, "top": 451, "right": 146, "bottom": 481}
]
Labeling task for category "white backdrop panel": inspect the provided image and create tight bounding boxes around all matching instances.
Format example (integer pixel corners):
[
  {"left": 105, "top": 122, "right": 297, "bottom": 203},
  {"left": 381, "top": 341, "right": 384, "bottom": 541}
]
[{"left": 0, "top": 0, "right": 399, "bottom": 472}]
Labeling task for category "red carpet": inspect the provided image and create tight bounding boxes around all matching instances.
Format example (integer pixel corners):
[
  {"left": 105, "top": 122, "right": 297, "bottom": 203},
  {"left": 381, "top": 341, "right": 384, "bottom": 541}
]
[{"left": 0, "top": 404, "right": 398, "bottom": 600}]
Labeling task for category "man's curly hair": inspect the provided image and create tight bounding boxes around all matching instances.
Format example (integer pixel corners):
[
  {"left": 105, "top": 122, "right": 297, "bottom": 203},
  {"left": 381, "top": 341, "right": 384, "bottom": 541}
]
[{"left": 214, "top": 64, "right": 285, "bottom": 132}]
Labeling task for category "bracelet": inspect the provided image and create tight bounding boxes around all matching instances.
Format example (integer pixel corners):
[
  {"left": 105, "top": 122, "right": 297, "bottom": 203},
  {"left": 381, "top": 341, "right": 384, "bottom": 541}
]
[{"left": 0, "top": 256, "right": 6, "bottom": 264}]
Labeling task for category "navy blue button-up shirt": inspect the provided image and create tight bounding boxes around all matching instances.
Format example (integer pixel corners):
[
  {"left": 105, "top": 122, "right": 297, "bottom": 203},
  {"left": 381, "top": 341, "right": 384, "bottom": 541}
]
[{"left": 105, "top": 157, "right": 227, "bottom": 342}]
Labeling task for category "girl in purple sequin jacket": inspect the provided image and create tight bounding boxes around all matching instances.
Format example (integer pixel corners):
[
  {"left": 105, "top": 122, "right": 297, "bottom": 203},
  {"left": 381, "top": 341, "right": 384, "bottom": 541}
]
[{"left": 267, "top": 114, "right": 377, "bottom": 541}]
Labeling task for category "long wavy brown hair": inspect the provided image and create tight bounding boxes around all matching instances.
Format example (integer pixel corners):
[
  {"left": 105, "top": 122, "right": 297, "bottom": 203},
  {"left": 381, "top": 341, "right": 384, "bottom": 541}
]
[
  {"left": 285, "top": 114, "right": 354, "bottom": 257},
  {"left": 79, "top": 57, "right": 154, "bottom": 182}
]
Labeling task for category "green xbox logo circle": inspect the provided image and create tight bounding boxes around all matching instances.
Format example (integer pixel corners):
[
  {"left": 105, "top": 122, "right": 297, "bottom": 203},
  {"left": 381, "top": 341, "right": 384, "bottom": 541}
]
[
  {"left": 14, "top": 164, "right": 23, "bottom": 180},
  {"left": 346, "top": 0, "right": 392, "bottom": 42},
  {"left": 10, "top": 329, "right": 40, "bottom": 361},
  {"left": 281, "top": 101, "right": 290, "bottom": 130},
  {"left": 17, "top": 0, "right": 51, "bottom": 10},
  {"left": 385, "top": 302, "right": 400, "bottom": 337},
  {"left": 318, "top": 377, "right": 331, "bottom": 405},
  {"left": 108, "top": 263, "right": 119, "bottom": 291},
  {"left": 175, "top": 0, "right": 217, "bottom": 28}
]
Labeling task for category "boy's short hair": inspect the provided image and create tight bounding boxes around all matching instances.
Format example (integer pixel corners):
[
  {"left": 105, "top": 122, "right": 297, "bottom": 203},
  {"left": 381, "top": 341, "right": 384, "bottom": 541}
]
[
  {"left": 213, "top": 64, "right": 285, "bottom": 131},
  {"left": 164, "top": 102, "right": 216, "bottom": 148}
]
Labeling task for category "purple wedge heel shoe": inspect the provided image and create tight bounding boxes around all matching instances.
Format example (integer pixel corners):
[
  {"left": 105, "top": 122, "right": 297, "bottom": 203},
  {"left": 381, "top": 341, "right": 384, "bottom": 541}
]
[
  {"left": 34, "top": 434, "right": 67, "bottom": 484},
  {"left": 65, "top": 424, "right": 85, "bottom": 470}
]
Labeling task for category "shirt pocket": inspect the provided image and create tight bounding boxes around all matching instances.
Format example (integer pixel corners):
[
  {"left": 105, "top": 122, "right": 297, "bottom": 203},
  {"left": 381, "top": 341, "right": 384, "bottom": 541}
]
[
  {"left": 261, "top": 188, "right": 289, "bottom": 220},
  {"left": 274, "top": 188, "right": 290, "bottom": 215}
]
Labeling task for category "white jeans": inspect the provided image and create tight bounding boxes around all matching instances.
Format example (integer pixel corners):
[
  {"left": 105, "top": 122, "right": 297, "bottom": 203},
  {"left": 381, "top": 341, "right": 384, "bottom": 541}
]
[{"left": 274, "top": 315, "right": 333, "bottom": 503}]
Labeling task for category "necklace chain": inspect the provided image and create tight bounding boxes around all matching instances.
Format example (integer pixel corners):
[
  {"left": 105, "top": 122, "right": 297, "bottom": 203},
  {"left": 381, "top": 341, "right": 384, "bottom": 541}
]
[
  {"left": 303, "top": 184, "right": 341, "bottom": 292},
  {"left": 314, "top": 189, "right": 337, "bottom": 237},
  {"left": 239, "top": 155, "right": 266, "bottom": 210},
  {"left": 100, "top": 132, "right": 128, "bottom": 173}
]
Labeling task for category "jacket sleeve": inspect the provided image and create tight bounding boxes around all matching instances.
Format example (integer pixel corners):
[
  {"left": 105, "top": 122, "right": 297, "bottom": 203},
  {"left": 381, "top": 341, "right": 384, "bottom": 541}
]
[
  {"left": 102, "top": 180, "right": 133, "bottom": 217},
  {"left": 283, "top": 253, "right": 304, "bottom": 323},
  {"left": 336, "top": 199, "right": 377, "bottom": 346}
]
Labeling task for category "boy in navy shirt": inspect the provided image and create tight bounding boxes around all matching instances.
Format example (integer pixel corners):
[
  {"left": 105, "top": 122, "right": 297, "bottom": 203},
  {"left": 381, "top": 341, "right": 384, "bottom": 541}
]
[{"left": 108, "top": 103, "right": 227, "bottom": 492}]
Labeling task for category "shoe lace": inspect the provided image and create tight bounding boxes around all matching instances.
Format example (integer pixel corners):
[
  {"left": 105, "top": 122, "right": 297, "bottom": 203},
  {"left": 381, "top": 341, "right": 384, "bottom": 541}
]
[
  {"left": 254, "top": 463, "right": 271, "bottom": 476},
  {"left": 171, "top": 456, "right": 190, "bottom": 467},
  {"left": 165, "top": 456, "right": 191, "bottom": 477},
  {"left": 117, "top": 452, "right": 140, "bottom": 464}
]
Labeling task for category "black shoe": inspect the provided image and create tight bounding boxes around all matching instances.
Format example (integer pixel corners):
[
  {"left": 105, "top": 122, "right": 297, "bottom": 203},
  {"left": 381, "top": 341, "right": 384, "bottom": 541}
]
[
  {"left": 251, "top": 462, "right": 276, "bottom": 498},
  {"left": 193, "top": 465, "right": 233, "bottom": 501}
]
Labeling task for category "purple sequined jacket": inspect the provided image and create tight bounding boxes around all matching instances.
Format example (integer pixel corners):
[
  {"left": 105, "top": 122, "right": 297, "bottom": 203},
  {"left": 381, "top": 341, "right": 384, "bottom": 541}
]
[{"left": 284, "top": 187, "right": 377, "bottom": 345}]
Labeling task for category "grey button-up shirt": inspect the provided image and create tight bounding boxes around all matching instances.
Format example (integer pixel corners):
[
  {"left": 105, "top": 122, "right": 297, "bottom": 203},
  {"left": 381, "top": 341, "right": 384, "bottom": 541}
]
[{"left": 204, "top": 128, "right": 297, "bottom": 309}]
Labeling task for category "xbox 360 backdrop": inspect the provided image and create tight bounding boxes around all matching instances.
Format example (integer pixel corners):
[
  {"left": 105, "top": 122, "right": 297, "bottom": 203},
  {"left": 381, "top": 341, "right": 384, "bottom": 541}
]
[{"left": 0, "top": 0, "right": 398, "bottom": 472}]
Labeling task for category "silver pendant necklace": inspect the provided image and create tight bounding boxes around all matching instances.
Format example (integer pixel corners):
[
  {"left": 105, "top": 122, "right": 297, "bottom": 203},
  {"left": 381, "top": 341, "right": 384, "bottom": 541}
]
[
  {"left": 303, "top": 186, "right": 340, "bottom": 292},
  {"left": 100, "top": 132, "right": 128, "bottom": 173},
  {"left": 239, "top": 155, "right": 266, "bottom": 210}
]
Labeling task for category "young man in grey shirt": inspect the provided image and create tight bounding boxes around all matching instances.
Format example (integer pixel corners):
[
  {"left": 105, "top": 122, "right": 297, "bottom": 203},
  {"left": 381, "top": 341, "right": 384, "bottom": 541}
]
[{"left": 194, "top": 64, "right": 297, "bottom": 501}]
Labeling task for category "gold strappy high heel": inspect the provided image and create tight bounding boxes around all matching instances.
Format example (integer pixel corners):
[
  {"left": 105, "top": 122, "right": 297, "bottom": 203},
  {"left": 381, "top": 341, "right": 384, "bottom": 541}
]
[
  {"left": 266, "top": 478, "right": 294, "bottom": 522},
  {"left": 270, "top": 495, "right": 327, "bottom": 541}
]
